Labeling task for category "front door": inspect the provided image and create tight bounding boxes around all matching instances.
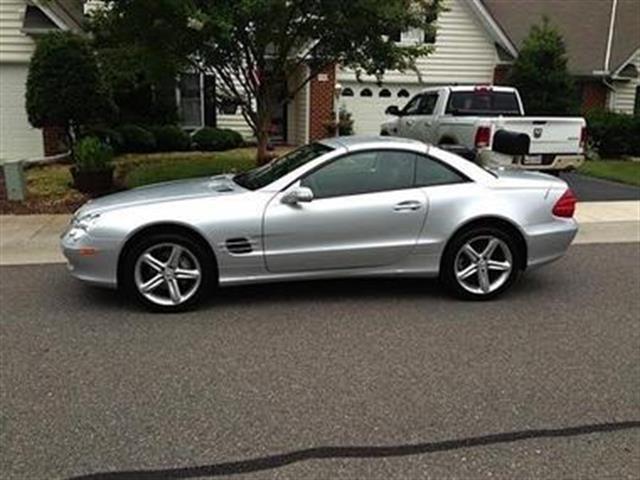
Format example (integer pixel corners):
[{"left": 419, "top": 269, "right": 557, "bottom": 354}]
[
  {"left": 263, "top": 150, "right": 428, "bottom": 273},
  {"left": 397, "top": 94, "right": 423, "bottom": 138}
]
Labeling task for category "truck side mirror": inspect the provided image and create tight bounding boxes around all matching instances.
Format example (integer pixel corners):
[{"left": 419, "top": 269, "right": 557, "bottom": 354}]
[{"left": 385, "top": 105, "right": 401, "bottom": 116}]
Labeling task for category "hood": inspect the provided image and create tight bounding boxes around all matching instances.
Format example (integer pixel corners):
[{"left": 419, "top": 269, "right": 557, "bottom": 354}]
[{"left": 76, "top": 174, "right": 246, "bottom": 215}]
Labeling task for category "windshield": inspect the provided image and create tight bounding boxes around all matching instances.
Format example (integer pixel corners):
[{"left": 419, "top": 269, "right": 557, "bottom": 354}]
[
  {"left": 446, "top": 91, "right": 521, "bottom": 116},
  {"left": 233, "top": 143, "right": 333, "bottom": 190}
]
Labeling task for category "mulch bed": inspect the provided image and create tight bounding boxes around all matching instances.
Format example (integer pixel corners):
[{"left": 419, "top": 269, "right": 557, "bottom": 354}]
[
  {"left": 0, "top": 195, "right": 88, "bottom": 215},
  {"left": 0, "top": 169, "right": 89, "bottom": 215}
]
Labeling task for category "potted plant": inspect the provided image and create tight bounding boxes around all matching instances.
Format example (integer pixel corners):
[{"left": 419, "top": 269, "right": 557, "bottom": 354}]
[{"left": 70, "top": 136, "right": 114, "bottom": 193}]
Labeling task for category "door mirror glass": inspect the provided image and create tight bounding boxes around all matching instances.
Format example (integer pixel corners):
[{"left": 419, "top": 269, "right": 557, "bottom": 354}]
[
  {"left": 385, "top": 105, "right": 401, "bottom": 116},
  {"left": 282, "top": 186, "right": 314, "bottom": 204}
]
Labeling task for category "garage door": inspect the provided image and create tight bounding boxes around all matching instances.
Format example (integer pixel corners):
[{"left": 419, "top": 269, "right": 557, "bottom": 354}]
[{"left": 338, "top": 83, "right": 422, "bottom": 135}]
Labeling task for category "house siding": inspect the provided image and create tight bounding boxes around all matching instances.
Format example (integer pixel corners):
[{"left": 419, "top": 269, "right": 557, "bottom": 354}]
[
  {"left": 287, "top": 65, "right": 309, "bottom": 145},
  {"left": 0, "top": 1, "right": 44, "bottom": 162},
  {"left": 610, "top": 50, "right": 640, "bottom": 114},
  {"left": 337, "top": 0, "right": 498, "bottom": 85},
  {"left": 216, "top": 113, "right": 253, "bottom": 139},
  {"left": 0, "top": 64, "right": 44, "bottom": 162},
  {"left": 0, "top": 0, "right": 35, "bottom": 64}
]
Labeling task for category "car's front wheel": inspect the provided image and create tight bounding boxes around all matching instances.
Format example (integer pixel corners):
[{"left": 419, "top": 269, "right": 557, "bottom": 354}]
[
  {"left": 121, "top": 233, "right": 214, "bottom": 312},
  {"left": 441, "top": 226, "right": 521, "bottom": 300}
]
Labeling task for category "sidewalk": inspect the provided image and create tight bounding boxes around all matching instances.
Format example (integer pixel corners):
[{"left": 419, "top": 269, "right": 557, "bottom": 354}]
[{"left": 1, "top": 202, "right": 639, "bottom": 266}]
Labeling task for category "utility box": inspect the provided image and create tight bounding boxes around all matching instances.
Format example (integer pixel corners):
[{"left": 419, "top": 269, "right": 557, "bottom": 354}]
[{"left": 3, "top": 161, "right": 26, "bottom": 201}]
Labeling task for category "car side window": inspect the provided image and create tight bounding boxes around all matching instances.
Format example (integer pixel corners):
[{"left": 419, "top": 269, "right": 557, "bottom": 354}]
[
  {"left": 301, "top": 150, "right": 416, "bottom": 199},
  {"left": 402, "top": 95, "right": 423, "bottom": 115},
  {"left": 414, "top": 154, "right": 467, "bottom": 187},
  {"left": 418, "top": 94, "right": 438, "bottom": 115}
]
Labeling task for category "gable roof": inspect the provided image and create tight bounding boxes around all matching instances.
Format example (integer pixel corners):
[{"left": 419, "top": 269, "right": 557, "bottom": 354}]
[
  {"left": 480, "top": 0, "right": 640, "bottom": 76},
  {"left": 609, "top": 0, "right": 640, "bottom": 74},
  {"left": 26, "top": 0, "right": 85, "bottom": 33}
]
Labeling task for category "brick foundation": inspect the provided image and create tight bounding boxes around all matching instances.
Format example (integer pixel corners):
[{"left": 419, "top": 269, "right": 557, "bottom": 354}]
[
  {"left": 580, "top": 81, "right": 607, "bottom": 111},
  {"left": 43, "top": 126, "right": 68, "bottom": 156},
  {"left": 308, "top": 64, "right": 336, "bottom": 141},
  {"left": 493, "top": 65, "right": 512, "bottom": 85}
]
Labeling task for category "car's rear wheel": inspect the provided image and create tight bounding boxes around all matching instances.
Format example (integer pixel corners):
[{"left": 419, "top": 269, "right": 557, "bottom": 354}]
[
  {"left": 121, "top": 233, "right": 214, "bottom": 312},
  {"left": 441, "top": 226, "right": 521, "bottom": 300}
]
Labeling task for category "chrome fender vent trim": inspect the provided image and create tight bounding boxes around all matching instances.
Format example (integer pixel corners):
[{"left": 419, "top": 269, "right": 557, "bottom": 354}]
[{"left": 225, "top": 237, "right": 253, "bottom": 254}]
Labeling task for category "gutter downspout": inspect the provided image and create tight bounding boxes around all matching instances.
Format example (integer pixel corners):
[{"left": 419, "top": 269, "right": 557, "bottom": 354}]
[
  {"left": 604, "top": 0, "right": 618, "bottom": 73},
  {"left": 601, "top": 0, "right": 618, "bottom": 109}
]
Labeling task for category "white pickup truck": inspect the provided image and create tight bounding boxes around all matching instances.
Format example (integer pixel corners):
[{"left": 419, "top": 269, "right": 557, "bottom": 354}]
[{"left": 380, "top": 85, "right": 586, "bottom": 172}]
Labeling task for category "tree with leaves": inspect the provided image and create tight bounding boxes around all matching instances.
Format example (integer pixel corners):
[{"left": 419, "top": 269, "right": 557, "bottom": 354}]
[
  {"left": 91, "top": 0, "right": 443, "bottom": 163},
  {"left": 26, "top": 31, "right": 115, "bottom": 145},
  {"left": 509, "top": 17, "right": 576, "bottom": 116}
]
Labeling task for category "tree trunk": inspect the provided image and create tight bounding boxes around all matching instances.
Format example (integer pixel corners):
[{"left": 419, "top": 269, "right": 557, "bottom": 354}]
[
  {"left": 256, "top": 129, "right": 270, "bottom": 165},
  {"left": 255, "top": 83, "right": 273, "bottom": 166}
]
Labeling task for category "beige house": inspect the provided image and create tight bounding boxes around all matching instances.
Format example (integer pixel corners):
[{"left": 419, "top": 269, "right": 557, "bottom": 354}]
[{"left": 1, "top": 0, "right": 638, "bottom": 162}]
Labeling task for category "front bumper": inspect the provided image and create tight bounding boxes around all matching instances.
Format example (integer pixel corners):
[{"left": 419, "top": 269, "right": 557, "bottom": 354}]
[{"left": 60, "top": 227, "right": 119, "bottom": 288}]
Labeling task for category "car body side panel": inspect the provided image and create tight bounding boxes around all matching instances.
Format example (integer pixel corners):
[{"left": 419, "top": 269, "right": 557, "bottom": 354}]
[{"left": 262, "top": 187, "right": 428, "bottom": 273}]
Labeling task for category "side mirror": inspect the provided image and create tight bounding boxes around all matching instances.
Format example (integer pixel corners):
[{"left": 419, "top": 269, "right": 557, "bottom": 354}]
[
  {"left": 282, "top": 186, "right": 314, "bottom": 205},
  {"left": 385, "top": 105, "right": 401, "bottom": 116}
]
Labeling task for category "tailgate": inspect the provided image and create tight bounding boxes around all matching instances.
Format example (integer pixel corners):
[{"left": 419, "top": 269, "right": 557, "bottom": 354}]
[{"left": 496, "top": 117, "right": 585, "bottom": 154}]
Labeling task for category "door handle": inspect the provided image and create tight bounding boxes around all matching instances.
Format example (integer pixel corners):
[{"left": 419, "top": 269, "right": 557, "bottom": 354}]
[
  {"left": 405, "top": 120, "right": 414, "bottom": 127},
  {"left": 394, "top": 200, "right": 422, "bottom": 211}
]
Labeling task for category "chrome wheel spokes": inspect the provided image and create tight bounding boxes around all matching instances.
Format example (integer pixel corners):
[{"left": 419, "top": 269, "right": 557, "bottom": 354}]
[
  {"left": 134, "top": 243, "right": 202, "bottom": 306},
  {"left": 455, "top": 235, "right": 513, "bottom": 295}
]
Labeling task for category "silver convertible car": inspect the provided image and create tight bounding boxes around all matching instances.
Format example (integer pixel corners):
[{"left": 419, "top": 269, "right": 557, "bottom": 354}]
[{"left": 61, "top": 136, "right": 578, "bottom": 312}]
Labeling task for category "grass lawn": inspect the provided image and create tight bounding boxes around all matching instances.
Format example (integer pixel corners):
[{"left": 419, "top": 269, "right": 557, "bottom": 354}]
[
  {"left": 116, "top": 148, "right": 260, "bottom": 189},
  {"left": 578, "top": 160, "right": 640, "bottom": 187}
]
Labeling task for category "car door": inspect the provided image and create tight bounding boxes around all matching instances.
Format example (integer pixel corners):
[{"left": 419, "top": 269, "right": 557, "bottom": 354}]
[
  {"left": 397, "top": 94, "right": 424, "bottom": 138},
  {"left": 263, "top": 150, "right": 428, "bottom": 273},
  {"left": 406, "top": 93, "right": 439, "bottom": 143}
]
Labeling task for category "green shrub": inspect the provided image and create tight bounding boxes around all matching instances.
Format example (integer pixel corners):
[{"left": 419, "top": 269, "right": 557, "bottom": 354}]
[
  {"left": 150, "top": 125, "right": 192, "bottom": 152},
  {"left": 82, "top": 127, "right": 124, "bottom": 153},
  {"left": 73, "top": 136, "right": 113, "bottom": 172},
  {"left": 116, "top": 124, "right": 156, "bottom": 152},
  {"left": 27, "top": 32, "right": 115, "bottom": 135},
  {"left": 193, "top": 127, "right": 243, "bottom": 151},
  {"left": 585, "top": 110, "right": 640, "bottom": 157},
  {"left": 222, "top": 129, "right": 244, "bottom": 148}
]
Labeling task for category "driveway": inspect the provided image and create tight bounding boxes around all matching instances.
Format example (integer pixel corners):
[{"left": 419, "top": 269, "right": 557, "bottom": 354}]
[
  {"left": 1, "top": 243, "right": 639, "bottom": 479},
  {"left": 560, "top": 172, "right": 639, "bottom": 202}
]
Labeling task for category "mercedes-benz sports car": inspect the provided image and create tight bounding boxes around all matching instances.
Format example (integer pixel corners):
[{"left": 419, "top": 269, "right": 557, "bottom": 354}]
[{"left": 61, "top": 136, "right": 578, "bottom": 312}]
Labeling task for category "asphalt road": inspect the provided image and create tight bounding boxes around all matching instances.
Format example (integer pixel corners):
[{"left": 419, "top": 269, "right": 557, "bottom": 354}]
[
  {"left": 1, "top": 244, "right": 639, "bottom": 480},
  {"left": 560, "top": 172, "right": 639, "bottom": 202}
]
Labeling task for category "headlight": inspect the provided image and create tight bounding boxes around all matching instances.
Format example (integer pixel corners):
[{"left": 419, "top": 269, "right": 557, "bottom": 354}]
[{"left": 72, "top": 212, "right": 101, "bottom": 232}]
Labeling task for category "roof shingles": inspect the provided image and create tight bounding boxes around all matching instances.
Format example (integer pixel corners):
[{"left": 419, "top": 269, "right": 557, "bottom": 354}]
[{"left": 481, "top": 0, "right": 638, "bottom": 76}]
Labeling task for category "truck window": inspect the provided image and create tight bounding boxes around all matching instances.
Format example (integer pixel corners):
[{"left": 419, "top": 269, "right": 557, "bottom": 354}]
[
  {"left": 418, "top": 94, "right": 439, "bottom": 115},
  {"left": 402, "top": 95, "right": 423, "bottom": 115},
  {"left": 445, "top": 91, "right": 521, "bottom": 116}
]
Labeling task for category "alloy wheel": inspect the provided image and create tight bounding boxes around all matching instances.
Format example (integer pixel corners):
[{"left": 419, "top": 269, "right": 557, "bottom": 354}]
[
  {"left": 134, "top": 242, "right": 202, "bottom": 307},
  {"left": 454, "top": 235, "right": 513, "bottom": 295}
]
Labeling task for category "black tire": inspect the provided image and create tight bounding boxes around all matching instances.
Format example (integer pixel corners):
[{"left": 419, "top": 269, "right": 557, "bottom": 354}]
[
  {"left": 440, "top": 226, "right": 522, "bottom": 301},
  {"left": 120, "top": 232, "right": 215, "bottom": 312}
]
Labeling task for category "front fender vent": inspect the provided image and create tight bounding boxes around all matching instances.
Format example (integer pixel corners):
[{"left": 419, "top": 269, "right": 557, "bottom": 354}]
[{"left": 225, "top": 237, "right": 253, "bottom": 255}]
